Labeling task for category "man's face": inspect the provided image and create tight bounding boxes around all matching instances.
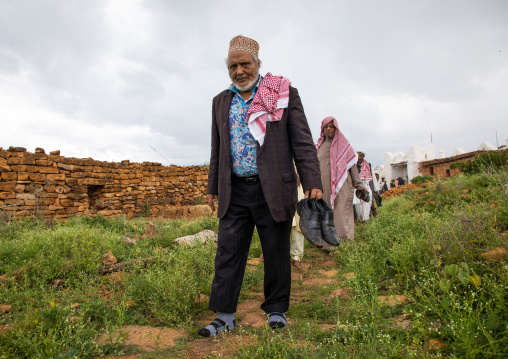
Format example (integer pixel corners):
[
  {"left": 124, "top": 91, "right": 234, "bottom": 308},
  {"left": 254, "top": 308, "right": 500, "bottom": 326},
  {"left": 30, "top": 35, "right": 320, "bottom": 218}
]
[
  {"left": 227, "top": 50, "right": 260, "bottom": 93},
  {"left": 323, "top": 122, "right": 336, "bottom": 139},
  {"left": 357, "top": 152, "right": 365, "bottom": 164}
]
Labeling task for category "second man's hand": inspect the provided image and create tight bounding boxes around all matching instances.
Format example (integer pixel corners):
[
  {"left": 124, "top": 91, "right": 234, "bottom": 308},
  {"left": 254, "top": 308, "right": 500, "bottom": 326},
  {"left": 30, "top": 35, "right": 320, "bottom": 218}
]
[
  {"left": 207, "top": 194, "right": 217, "bottom": 211},
  {"left": 304, "top": 188, "right": 323, "bottom": 201}
]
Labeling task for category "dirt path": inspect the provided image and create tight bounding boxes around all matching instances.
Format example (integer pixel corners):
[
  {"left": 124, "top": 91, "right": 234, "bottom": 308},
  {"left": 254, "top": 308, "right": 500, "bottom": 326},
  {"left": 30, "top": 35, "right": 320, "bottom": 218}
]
[{"left": 104, "top": 247, "right": 348, "bottom": 358}]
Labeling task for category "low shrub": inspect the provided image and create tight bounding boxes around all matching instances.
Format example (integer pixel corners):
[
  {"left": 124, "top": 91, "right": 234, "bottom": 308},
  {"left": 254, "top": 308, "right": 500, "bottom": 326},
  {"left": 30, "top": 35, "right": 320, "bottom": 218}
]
[
  {"left": 450, "top": 151, "right": 508, "bottom": 175},
  {"left": 410, "top": 175, "right": 435, "bottom": 185}
]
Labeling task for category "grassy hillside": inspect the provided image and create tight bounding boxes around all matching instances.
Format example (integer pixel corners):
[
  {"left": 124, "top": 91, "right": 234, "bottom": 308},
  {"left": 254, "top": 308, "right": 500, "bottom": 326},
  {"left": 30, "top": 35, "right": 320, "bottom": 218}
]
[
  {"left": 0, "top": 168, "right": 506, "bottom": 358},
  {"left": 330, "top": 170, "right": 508, "bottom": 358}
]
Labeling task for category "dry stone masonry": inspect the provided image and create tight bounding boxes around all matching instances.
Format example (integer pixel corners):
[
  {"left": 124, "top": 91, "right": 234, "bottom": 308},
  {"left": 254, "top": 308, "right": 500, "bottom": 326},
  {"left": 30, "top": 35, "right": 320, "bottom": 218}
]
[
  {"left": 0, "top": 146, "right": 208, "bottom": 219},
  {"left": 417, "top": 150, "right": 504, "bottom": 178}
]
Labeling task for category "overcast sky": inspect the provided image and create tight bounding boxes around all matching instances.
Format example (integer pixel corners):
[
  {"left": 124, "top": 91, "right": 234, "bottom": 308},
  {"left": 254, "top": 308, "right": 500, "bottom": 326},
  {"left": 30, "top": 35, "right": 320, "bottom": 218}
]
[{"left": 1, "top": 0, "right": 507, "bottom": 169}]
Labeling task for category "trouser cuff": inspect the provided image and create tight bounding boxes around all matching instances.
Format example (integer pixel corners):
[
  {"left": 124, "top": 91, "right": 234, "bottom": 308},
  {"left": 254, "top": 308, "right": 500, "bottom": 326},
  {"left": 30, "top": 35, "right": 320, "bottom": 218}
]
[{"left": 261, "top": 301, "right": 289, "bottom": 314}]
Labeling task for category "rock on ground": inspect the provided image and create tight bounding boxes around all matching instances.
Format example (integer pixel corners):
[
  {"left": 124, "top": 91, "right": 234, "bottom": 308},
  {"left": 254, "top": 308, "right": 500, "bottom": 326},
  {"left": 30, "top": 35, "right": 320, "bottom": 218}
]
[{"left": 174, "top": 230, "right": 218, "bottom": 247}]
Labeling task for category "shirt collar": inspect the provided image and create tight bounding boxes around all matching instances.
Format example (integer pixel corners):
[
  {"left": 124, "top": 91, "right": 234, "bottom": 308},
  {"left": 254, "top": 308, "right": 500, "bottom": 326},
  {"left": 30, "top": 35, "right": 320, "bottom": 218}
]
[{"left": 226, "top": 75, "right": 262, "bottom": 95}]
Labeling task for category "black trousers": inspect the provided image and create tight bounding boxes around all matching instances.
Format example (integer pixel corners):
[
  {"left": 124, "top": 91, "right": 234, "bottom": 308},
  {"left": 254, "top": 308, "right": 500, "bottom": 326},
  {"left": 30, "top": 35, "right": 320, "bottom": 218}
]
[{"left": 208, "top": 176, "right": 292, "bottom": 314}]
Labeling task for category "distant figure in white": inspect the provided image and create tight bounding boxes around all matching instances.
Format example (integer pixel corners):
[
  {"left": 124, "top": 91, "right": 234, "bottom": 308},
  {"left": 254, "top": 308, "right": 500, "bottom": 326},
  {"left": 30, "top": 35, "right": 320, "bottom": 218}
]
[{"left": 354, "top": 151, "right": 380, "bottom": 222}]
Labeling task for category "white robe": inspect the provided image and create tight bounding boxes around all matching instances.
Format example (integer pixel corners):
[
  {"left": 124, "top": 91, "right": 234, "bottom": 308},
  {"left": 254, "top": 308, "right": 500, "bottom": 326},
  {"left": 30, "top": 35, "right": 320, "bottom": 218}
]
[{"left": 353, "top": 162, "right": 379, "bottom": 222}]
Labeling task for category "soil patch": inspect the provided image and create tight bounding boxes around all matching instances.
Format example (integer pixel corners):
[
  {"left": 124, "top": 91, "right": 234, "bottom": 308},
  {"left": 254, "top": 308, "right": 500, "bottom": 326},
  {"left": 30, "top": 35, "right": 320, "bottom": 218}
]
[
  {"left": 302, "top": 277, "right": 338, "bottom": 287},
  {"left": 291, "top": 272, "right": 303, "bottom": 282},
  {"left": 240, "top": 312, "right": 266, "bottom": 328},
  {"left": 318, "top": 324, "right": 336, "bottom": 331},
  {"left": 321, "top": 269, "right": 338, "bottom": 278},
  {"left": 97, "top": 325, "right": 186, "bottom": 352},
  {"left": 247, "top": 258, "right": 261, "bottom": 266},
  {"left": 183, "top": 334, "right": 255, "bottom": 358},
  {"left": 329, "top": 287, "right": 354, "bottom": 299},
  {"left": 237, "top": 299, "right": 262, "bottom": 314},
  {"left": 378, "top": 295, "right": 412, "bottom": 306},
  {"left": 321, "top": 260, "right": 337, "bottom": 268},
  {"left": 103, "top": 272, "right": 129, "bottom": 284},
  {"left": 341, "top": 272, "right": 355, "bottom": 279},
  {"left": 388, "top": 314, "right": 412, "bottom": 330}
]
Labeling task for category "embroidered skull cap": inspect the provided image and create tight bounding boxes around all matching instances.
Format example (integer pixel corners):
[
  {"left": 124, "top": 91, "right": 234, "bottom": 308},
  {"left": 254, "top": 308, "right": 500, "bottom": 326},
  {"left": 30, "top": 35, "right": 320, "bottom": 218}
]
[{"left": 228, "top": 35, "right": 259, "bottom": 57}]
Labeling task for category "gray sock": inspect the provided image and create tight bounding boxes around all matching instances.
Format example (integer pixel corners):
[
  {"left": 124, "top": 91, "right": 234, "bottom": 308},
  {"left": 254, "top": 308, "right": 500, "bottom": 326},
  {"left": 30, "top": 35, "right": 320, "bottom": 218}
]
[
  {"left": 268, "top": 312, "right": 287, "bottom": 329},
  {"left": 198, "top": 312, "right": 235, "bottom": 337}
]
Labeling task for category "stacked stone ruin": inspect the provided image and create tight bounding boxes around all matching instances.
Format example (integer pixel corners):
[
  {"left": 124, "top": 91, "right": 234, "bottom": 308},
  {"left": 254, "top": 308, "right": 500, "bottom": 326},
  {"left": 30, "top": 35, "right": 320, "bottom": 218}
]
[
  {"left": 418, "top": 149, "right": 507, "bottom": 179},
  {"left": 0, "top": 147, "right": 208, "bottom": 219}
]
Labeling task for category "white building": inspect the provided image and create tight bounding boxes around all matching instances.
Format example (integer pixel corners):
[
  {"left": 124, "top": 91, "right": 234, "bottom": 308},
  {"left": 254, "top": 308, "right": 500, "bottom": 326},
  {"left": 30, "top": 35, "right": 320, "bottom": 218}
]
[
  {"left": 477, "top": 142, "right": 497, "bottom": 151},
  {"left": 379, "top": 144, "right": 435, "bottom": 182},
  {"left": 451, "top": 148, "right": 465, "bottom": 156},
  {"left": 380, "top": 140, "right": 505, "bottom": 182}
]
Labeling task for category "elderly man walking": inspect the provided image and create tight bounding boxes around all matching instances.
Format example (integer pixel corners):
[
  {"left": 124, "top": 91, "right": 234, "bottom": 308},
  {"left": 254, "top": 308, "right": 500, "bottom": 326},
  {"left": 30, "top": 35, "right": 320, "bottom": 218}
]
[
  {"left": 317, "top": 117, "right": 366, "bottom": 244},
  {"left": 199, "top": 35, "right": 322, "bottom": 337}
]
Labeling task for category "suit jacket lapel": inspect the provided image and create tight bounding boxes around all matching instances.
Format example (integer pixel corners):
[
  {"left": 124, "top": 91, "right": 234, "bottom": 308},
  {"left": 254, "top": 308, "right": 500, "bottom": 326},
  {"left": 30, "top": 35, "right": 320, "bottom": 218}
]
[{"left": 221, "top": 91, "right": 234, "bottom": 166}]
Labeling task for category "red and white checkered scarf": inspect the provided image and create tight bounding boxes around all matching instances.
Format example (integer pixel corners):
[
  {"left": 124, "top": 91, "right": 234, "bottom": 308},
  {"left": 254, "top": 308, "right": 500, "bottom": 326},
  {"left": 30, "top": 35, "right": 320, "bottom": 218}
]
[
  {"left": 246, "top": 72, "right": 290, "bottom": 146},
  {"left": 360, "top": 160, "right": 372, "bottom": 181},
  {"left": 316, "top": 117, "right": 358, "bottom": 208}
]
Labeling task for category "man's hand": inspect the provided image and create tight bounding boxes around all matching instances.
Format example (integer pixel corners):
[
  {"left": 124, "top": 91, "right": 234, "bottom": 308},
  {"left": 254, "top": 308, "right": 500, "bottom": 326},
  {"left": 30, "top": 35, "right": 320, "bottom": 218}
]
[
  {"left": 304, "top": 188, "right": 323, "bottom": 201},
  {"left": 207, "top": 194, "right": 217, "bottom": 211}
]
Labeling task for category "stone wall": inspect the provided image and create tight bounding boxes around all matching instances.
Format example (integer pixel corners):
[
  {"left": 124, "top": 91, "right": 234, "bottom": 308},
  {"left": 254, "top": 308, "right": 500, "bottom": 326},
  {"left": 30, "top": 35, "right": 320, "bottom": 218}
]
[
  {"left": 419, "top": 159, "right": 463, "bottom": 179},
  {"left": 0, "top": 147, "right": 209, "bottom": 219},
  {"left": 418, "top": 149, "right": 506, "bottom": 179}
]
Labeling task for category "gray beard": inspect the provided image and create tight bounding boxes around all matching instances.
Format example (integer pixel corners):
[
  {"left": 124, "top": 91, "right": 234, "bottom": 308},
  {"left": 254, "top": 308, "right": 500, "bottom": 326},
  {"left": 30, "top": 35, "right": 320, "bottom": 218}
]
[{"left": 234, "top": 74, "right": 259, "bottom": 92}]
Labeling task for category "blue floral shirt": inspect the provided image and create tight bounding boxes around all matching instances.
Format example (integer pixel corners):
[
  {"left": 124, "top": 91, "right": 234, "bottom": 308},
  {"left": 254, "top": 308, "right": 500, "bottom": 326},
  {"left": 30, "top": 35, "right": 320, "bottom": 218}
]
[{"left": 227, "top": 76, "right": 262, "bottom": 177}]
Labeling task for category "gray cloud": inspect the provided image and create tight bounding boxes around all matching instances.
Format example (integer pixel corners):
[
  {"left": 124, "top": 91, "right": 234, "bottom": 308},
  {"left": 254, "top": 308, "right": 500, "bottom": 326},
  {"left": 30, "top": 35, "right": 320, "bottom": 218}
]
[{"left": 1, "top": 0, "right": 507, "bottom": 169}]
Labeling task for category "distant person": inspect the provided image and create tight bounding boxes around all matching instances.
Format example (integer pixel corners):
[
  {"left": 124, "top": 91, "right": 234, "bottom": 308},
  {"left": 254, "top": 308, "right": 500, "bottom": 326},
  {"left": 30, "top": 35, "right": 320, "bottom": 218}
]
[
  {"left": 374, "top": 173, "right": 383, "bottom": 207},
  {"left": 200, "top": 35, "right": 322, "bottom": 337},
  {"left": 355, "top": 150, "right": 380, "bottom": 221},
  {"left": 378, "top": 175, "right": 388, "bottom": 193},
  {"left": 390, "top": 179, "right": 396, "bottom": 188},
  {"left": 397, "top": 177, "right": 405, "bottom": 186},
  {"left": 375, "top": 173, "right": 384, "bottom": 191},
  {"left": 316, "top": 117, "right": 366, "bottom": 244}
]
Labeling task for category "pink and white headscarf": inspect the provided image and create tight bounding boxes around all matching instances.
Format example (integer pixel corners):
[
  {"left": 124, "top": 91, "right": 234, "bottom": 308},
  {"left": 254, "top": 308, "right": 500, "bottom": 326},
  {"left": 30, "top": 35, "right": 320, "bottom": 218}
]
[
  {"left": 246, "top": 72, "right": 290, "bottom": 146},
  {"left": 316, "top": 117, "right": 358, "bottom": 208},
  {"left": 360, "top": 160, "right": 373, "bottom": 181}
]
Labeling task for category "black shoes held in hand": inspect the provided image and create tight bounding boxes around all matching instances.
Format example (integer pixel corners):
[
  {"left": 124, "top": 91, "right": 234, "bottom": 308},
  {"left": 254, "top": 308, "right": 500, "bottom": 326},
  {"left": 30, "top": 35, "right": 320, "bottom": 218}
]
[
  {"left": 297, "top": 198, "right": 323, "bottom": 247},
  {"left": 355, "top": 188, "right": 370, "bottom": 203},
  {"left": 297, "top": 198, "right": 340, "bottom": 248},
  {"left": 319, "top": 200, "right": 341, "bottom": 246}
]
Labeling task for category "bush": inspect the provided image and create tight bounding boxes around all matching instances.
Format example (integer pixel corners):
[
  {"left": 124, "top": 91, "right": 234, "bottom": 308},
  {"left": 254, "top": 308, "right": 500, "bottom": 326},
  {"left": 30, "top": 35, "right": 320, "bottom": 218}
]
[
  {"left": 410, "top": 175, "right": 435, "bottom": 186},
  {"left": 451, "top": 151, "right": 508, "bottom": 175}
]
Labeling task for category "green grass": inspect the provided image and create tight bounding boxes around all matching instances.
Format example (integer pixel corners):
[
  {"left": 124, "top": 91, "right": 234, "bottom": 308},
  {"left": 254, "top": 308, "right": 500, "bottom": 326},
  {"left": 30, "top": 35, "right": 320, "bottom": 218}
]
[
  {"left": 0, "top": 215, "right": 222, "bottom": 358},
  {"left": 329, "top": 170, "right": 508, "bottom": 358},
  {"left": 1, "top": 168, "right": 507, "bottom": 358}
]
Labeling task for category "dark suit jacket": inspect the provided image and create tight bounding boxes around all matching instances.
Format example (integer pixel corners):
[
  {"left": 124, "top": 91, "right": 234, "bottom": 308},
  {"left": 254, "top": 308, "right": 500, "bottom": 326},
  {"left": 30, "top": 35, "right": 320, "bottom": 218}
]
[{"left": 207, "top": 86, "right": 322, "bottom": 222}]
